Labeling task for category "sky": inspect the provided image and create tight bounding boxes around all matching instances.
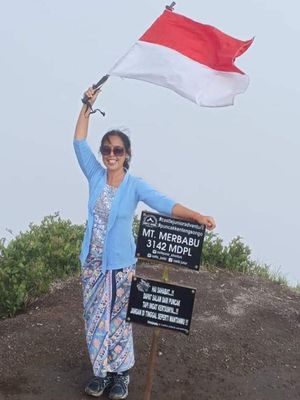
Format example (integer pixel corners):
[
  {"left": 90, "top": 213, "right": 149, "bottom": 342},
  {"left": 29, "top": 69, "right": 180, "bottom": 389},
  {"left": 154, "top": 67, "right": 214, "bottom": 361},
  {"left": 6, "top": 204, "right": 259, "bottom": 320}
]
[{"left": 0, "top": 0, "right": 299, "bottom": 285}]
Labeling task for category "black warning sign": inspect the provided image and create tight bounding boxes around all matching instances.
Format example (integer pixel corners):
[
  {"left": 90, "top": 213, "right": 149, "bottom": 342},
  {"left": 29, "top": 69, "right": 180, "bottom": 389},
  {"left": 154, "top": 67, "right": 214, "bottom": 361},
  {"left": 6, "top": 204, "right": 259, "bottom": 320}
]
[
  {"left": 126, "top": 276, "right": 196, "bottom": 335},
  {"left": 135, "top": 211, "right": 205, "bottom": 270}
]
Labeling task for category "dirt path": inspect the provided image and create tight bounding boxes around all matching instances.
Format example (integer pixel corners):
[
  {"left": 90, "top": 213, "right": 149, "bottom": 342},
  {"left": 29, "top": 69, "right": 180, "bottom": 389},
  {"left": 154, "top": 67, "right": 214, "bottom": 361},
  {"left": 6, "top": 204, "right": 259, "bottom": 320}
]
[{"left": 0, "top": 264, "right": 300, "bottom": 400}]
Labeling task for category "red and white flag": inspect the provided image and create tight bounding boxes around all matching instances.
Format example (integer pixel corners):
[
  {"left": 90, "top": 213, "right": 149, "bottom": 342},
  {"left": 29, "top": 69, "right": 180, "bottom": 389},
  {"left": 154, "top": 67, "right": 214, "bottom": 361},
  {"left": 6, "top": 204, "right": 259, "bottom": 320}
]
[{"left": 109, "top": 10, "right": 253, "bottom": 107}]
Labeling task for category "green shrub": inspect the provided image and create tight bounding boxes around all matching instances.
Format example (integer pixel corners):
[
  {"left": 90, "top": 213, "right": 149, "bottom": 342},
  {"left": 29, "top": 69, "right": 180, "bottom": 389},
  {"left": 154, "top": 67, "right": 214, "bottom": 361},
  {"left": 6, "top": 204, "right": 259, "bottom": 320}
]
[
  {"left": 202, "top": 232, "right": 252, "bottom": 272},
  {"left": 1, "top": 213, "right": 288, "bottom": 318},
  {"left": 201, "top": 232, "right": 226, "bottom": 268},
  {"left": 0, "top": 213, "right": 84, "bottom": 318},
  {"left": 202, "top": 232, "right": 287, "bottom": 285}
]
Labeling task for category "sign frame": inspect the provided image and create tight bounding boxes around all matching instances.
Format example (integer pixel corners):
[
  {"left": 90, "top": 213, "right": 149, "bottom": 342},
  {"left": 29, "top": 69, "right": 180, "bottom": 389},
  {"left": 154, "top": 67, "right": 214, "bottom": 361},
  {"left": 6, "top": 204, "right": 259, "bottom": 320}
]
[
  {"left": 126, "top": 275, "right": 196, "bottom": 335},
  {"left": 135, "top": 211, "right": 206, "bottom": 271}
]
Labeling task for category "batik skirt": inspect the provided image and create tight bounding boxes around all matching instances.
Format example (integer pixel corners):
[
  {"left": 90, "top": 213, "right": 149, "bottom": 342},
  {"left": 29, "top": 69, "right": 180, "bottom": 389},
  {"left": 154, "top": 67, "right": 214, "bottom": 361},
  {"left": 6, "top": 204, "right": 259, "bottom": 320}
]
[{"left": 81, "top": 256, "right": 135, "bottom": 377}]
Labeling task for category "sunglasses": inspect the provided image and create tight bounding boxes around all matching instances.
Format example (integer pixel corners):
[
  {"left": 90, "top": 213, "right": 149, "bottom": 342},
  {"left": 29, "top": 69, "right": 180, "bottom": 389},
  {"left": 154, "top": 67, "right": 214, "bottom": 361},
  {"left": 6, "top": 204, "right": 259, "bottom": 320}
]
[{"left": 100, "top": 145, "right": 125, "bottom": 157}]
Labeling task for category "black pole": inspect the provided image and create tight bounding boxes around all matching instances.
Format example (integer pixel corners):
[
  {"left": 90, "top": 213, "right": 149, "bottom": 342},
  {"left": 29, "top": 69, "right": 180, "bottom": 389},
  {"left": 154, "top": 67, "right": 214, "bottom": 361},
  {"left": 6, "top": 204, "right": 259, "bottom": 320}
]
[
  {"left": 81, "top": 74, "right": 110, "bottom": 116},
  {"left": 165, "top": 2, "right": 176, "bottom": 11}
]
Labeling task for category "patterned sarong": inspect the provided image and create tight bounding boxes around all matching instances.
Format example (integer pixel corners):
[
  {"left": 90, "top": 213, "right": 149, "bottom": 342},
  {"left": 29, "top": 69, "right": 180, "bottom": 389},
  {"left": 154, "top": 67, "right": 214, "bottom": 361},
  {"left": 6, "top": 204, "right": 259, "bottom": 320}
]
[
  {"left": 81, "top": 184, "right": 135, "bottom": 377},
  {"left": 82, "top": 261, "right": 135, "bottom": 377}
]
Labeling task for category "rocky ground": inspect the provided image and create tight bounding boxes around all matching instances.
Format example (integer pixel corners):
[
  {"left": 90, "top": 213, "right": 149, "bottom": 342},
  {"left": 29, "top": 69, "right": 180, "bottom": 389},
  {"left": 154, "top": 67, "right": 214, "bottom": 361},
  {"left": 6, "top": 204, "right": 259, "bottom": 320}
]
[{"left": 0, "top": 263, "right": 300, "bottom": 400}]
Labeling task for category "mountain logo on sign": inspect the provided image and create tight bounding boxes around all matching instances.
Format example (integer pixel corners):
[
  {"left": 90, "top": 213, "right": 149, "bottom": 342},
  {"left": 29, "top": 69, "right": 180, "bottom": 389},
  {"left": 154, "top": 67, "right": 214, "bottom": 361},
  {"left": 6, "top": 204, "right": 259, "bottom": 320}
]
[
  {"left": 143, "top": 215, "right": 158, "bottom": 227},
  {"left": 137, "top": 279, "right": 151, "bottom": 293}
]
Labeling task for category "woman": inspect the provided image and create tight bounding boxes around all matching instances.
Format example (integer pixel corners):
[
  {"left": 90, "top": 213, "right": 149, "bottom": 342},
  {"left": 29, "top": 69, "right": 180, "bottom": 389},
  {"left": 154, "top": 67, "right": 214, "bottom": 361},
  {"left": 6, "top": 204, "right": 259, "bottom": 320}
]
[{"left": 73, "top": 87, "right": 216, "bottom": 399}]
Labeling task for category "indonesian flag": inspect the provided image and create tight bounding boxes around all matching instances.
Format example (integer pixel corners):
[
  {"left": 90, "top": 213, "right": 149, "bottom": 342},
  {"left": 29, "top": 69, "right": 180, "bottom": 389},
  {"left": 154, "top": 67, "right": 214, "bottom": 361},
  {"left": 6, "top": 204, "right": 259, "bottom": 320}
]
[{"left": 109, "top": 10, "right": 253, "bottom": 107}]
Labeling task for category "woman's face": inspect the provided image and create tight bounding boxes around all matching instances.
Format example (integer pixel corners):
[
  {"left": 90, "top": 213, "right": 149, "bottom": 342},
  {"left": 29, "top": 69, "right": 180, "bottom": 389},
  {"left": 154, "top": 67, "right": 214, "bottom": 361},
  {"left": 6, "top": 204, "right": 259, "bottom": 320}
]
[{"left": 101, "top": 135, "right": 127, "bottom": 173}]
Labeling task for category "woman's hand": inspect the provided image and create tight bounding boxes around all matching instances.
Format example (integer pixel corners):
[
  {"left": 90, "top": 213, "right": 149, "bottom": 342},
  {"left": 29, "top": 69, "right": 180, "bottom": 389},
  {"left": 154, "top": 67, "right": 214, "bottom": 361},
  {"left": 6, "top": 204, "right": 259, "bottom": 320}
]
[
  {"left": 83, "top": 86, "right": 101, "bottom": 106},
  {"left": 172, "top": 204, "right": 216, "bottom": 231},
  {"left": 194, "top": 214, "right": 216, "bottom": 231}
]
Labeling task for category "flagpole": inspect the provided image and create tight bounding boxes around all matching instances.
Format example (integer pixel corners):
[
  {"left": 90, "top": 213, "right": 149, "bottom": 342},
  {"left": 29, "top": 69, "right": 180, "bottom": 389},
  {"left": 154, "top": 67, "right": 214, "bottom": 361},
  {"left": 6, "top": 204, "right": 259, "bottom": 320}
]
[
  {"left": 165, "top": 2, "right": 176, "bottom": 11},
  {"left": 81, "top": 74, "right": 110, "bottom": 116}
]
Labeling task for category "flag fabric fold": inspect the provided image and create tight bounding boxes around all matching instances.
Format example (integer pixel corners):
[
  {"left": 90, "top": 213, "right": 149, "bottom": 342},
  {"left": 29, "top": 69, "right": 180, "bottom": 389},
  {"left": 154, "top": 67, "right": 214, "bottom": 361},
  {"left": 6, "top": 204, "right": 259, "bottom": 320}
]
[{"left": 109, "top": 10, "right": 253, "bottom": 107}]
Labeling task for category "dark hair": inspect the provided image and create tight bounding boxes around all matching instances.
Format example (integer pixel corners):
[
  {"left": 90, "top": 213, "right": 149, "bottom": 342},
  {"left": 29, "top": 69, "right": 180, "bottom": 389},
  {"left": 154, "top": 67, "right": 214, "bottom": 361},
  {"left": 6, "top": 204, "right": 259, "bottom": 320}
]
[{"left": 100, "top": 129, "right": 132, "bottom": 171}]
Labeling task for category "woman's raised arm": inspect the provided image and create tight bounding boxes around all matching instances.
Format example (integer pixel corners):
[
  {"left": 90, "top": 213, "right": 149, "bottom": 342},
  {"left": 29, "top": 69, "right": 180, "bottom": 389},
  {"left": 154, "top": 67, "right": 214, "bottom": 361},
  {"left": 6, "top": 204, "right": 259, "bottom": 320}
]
[
  {"left": 73, "top": 87, "right": 104, "bottom": 180},
  {"left": 74, "top": 87, "right": 101, "bottom": 140}
]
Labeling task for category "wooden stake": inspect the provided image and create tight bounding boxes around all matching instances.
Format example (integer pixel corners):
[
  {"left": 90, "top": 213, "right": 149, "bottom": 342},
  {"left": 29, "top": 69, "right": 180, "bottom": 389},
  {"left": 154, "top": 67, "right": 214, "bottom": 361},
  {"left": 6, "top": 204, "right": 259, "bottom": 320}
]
[
  {"left": 143, "top": 265, "right": 170, "bottom": 400},
  {"left": 143, "top": 328, "right": 160, "bottom": 400}
]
